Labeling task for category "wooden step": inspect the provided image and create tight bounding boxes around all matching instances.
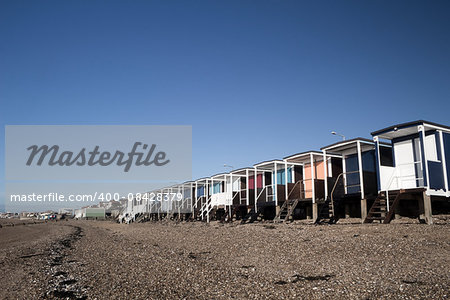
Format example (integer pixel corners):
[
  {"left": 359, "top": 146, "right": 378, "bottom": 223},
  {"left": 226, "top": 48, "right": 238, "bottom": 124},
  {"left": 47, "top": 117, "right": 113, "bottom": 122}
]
[{"left": 366, "top": 216, "right": 384, "bottom": 220}]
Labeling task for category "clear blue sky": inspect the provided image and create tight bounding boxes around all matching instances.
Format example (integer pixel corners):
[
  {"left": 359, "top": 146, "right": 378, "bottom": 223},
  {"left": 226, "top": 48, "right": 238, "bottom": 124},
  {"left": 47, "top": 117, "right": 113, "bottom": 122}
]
[{"left": 1, "top": 1, "right": 449, "bottom": 210}]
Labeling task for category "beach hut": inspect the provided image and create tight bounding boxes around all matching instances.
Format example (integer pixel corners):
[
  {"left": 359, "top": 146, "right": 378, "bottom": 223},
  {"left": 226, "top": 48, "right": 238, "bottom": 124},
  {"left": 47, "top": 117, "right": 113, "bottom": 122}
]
[
  {"left": 121, "top": 193, "right": 147, "bottom": 223},
  {"left": 193, "top": 177, "right": 211, "bottom": 220},
  {"left": 158, "top": 186, "right": 173, "bottom": 219},
  {"left": 146, "top": 185, "right": 178, "bottom": 221},
  {"left": 370, "top": 120, "right": 450, "bottom": 224},
  {"left": 161, "top": 183, "right": 186, "bottom": 221},
  {"left": 253, "top": 159, "right": 302, "bottom": 220},
  {"left": 177, "top": 181, "right": 195, "bottom": 220},
  {"left": 228, "top": 168, "right": 257, "bottom": 221},
  {"left": 205, "top": 173, "right": 235, "bottom": 221},
  {"left": 283, "top": 151, "right": 342, "bottom": 222},
  {"left": 145, "top": 182, "right": 195, "bottom": 221},
  {"left": 321, "top": 138, "right": 392, "bottom": 222}
]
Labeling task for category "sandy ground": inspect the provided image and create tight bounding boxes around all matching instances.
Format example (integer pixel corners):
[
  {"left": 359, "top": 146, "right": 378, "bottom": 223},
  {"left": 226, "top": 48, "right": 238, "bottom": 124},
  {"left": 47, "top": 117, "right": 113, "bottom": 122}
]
[{"left": 0, "top": 219, "right": 449, "bottom": 299}]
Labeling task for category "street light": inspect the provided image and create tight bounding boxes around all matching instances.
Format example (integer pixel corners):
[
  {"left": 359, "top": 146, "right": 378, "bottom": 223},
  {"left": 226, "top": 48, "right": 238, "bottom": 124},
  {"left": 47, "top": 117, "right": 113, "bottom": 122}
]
[
  {"left": 223, "top": 164, "right": 234, "bottom": 171},
  {"left": 331, "top": 131, "right": 346, "bottom": 140}
]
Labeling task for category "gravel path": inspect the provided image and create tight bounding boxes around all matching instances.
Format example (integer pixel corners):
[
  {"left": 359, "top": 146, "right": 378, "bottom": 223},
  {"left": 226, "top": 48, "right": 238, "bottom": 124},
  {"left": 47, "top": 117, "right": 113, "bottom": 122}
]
[{"left": 1, "top": 220, "right": 449, "bottom": 299}]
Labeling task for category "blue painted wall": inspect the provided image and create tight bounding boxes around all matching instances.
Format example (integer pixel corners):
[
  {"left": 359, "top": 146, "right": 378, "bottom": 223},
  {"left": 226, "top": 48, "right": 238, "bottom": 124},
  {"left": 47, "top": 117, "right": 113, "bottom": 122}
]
[
  {"left": 212, "top": 182, "right": 221, "bottom": 194},
  {"left": 428, "top": 161, "right": 445, "bottom": 190},
  {"left": 272, "top": 167, "right": 293, "bottom": 185},
  {"left": 344, "top": 150, "right": 376, "bottom": 195},
  {"left": 197, "top": 186, "right": 204, "bottom": 196},
  {"left": 362, "top": 150, "right": 376, "bottom": 172}
]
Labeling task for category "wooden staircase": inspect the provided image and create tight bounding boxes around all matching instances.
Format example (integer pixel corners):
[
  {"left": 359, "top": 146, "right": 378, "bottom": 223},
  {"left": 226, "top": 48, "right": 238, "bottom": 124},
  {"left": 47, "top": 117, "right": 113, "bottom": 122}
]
[
  {"left": 274, "top": 198, "right": 300, "bottom": 223},
  {"left": 230, "top": 206, "right": 240, "bottom": 221},
  {"left": 314, "top": 197, "right": 337, "bottom": 224},
  {"left": 135, "top": 213, "right": 147, "bottom": 223},
  {"left": 219, "top": 206, "right": 231, "bottom": 222},
  {"left": 364, "top": 190, "right": 404, "bottom": 224},
  {"left": 314, "top": 174, "right": 345, "bottom": 225},
  {"left": 241, "top": 206, "right": 260, "bottom": 224},
  {"left": 273, "top": 180, "right": 304, "bottom": 223}
]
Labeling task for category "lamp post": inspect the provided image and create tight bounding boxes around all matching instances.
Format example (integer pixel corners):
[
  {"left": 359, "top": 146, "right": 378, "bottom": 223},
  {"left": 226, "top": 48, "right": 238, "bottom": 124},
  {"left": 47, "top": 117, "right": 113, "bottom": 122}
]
[
  {"left": 223, "top": 164, "right": 234, "bottom": 171},
  {"left": 331, "top": 131, "right": 346, "bottom": 141}
]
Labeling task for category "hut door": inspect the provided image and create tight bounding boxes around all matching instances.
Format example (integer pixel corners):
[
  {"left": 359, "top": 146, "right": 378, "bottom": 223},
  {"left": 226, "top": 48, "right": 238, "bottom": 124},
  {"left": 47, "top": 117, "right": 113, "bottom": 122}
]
[{"left": 394, "top": 140, "right": 418, "bottom": 189}]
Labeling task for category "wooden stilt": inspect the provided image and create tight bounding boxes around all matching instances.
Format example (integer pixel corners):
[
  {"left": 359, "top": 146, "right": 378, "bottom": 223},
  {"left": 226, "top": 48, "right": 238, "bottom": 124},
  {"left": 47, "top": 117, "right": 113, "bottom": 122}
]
[
  {"left": 360, "top": 199, "right": 367, "bottom": 223},
  {"left": 312, "top": 203, "right": 318, "bottom": 221},
  {"left": 423, "top": 191, "right": 433, "bottom": 225}
]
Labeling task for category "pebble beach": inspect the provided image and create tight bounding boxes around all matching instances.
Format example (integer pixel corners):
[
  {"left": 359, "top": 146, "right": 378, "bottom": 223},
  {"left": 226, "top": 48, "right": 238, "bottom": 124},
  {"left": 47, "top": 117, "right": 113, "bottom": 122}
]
[{"left": 1, "top": 219, "right": 449, "bottom": 299}]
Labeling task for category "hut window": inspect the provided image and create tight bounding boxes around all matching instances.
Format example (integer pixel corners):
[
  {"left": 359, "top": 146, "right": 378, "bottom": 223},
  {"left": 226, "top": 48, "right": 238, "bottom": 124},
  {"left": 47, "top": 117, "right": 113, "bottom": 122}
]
[
  {"left": 213, "top": 182, "right": 221, "bottom": 194},
  {"left": 380, "top": 146, "right": 394, "bottom": 167},
  {"left": 425, "top": 134, "right": 439, "bottom": 162}
]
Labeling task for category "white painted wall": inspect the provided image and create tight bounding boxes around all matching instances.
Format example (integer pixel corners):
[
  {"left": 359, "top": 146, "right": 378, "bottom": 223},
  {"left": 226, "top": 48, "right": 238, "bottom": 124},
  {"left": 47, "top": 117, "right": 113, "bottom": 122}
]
[
  {"left": 74, "top": 209, "right": 83, "bottom": 219},
  {"left": 327, "top": 158, "right": 332, "bottom": 177},
  {"left": 379, "top": 165, "right": 396, "bottom": 190},
  {"left": 211, "top": 192, "right": 232, "bottom": 206}
]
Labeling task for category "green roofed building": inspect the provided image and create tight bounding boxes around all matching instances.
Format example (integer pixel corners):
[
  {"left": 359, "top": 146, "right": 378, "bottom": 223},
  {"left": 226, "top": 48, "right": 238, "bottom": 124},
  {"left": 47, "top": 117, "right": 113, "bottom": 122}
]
[{"left": 84, "top": 208, "right": 105, "bottom": 219}]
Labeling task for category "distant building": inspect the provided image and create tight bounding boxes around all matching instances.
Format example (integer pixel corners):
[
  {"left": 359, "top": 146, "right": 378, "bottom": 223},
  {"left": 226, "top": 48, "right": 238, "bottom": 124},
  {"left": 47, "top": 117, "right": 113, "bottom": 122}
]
[
  {"left": 84, "top": 207, "right": 106, "bottom": 219},
  {"left": 59, "top": 208, "right": 74, "bottom": 216}
]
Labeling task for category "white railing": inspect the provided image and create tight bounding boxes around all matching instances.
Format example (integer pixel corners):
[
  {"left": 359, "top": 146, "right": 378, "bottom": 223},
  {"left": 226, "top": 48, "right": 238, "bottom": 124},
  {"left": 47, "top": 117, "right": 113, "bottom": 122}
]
[
  {"left": 287, "top": 180, "right": 304, "bottom": 199},
  {"left": 195, "top": 195, "right": 206, "bottom": 209},
  {"left": 200, "top": 196, "right": 212, "bottom": 221},
  {"left": 210, "top": 192, "right": 232, "bottom": 206},
  {"left": 179, "top": 196, "right": 193, "bottom": 214},
  {"left": 256, "top": 186, "right": 266, "bottom": 202},
  {"left": 256, "top": 184, "right": 274, "bottom": 203},
  {"left": 330, "top": 170, "right": 363, "bottom": 216},
  {"left": 231, "top": 191, "right": 240, "bottom": 205},
  {"left": 149, "top": 199, "right": 160, "bottom": 214},
  {"left": 384, "top": 161, "right": 423, "bottom": 211},
  {"left": 238, "top": 191, "right": 247, "bottom": 205}
]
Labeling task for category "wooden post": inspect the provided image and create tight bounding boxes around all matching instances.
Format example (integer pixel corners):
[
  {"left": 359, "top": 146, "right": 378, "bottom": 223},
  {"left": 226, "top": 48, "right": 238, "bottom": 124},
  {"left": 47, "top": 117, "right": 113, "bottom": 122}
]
[
  {"left": 312, "top": 202, "right": 318, "bottom": 221},
  {"left": 360, "top": 199, "right": 367, "bottom": 222},
  {"left": 423, "top": 191, "right": 433, "bottom": 225}
]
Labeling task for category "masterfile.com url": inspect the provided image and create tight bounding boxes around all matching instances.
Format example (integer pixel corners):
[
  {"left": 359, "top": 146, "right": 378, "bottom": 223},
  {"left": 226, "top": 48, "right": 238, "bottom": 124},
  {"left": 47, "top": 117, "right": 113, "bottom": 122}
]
[{"left": 10, "top": 192, "right": 121, "bottom": 202}]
